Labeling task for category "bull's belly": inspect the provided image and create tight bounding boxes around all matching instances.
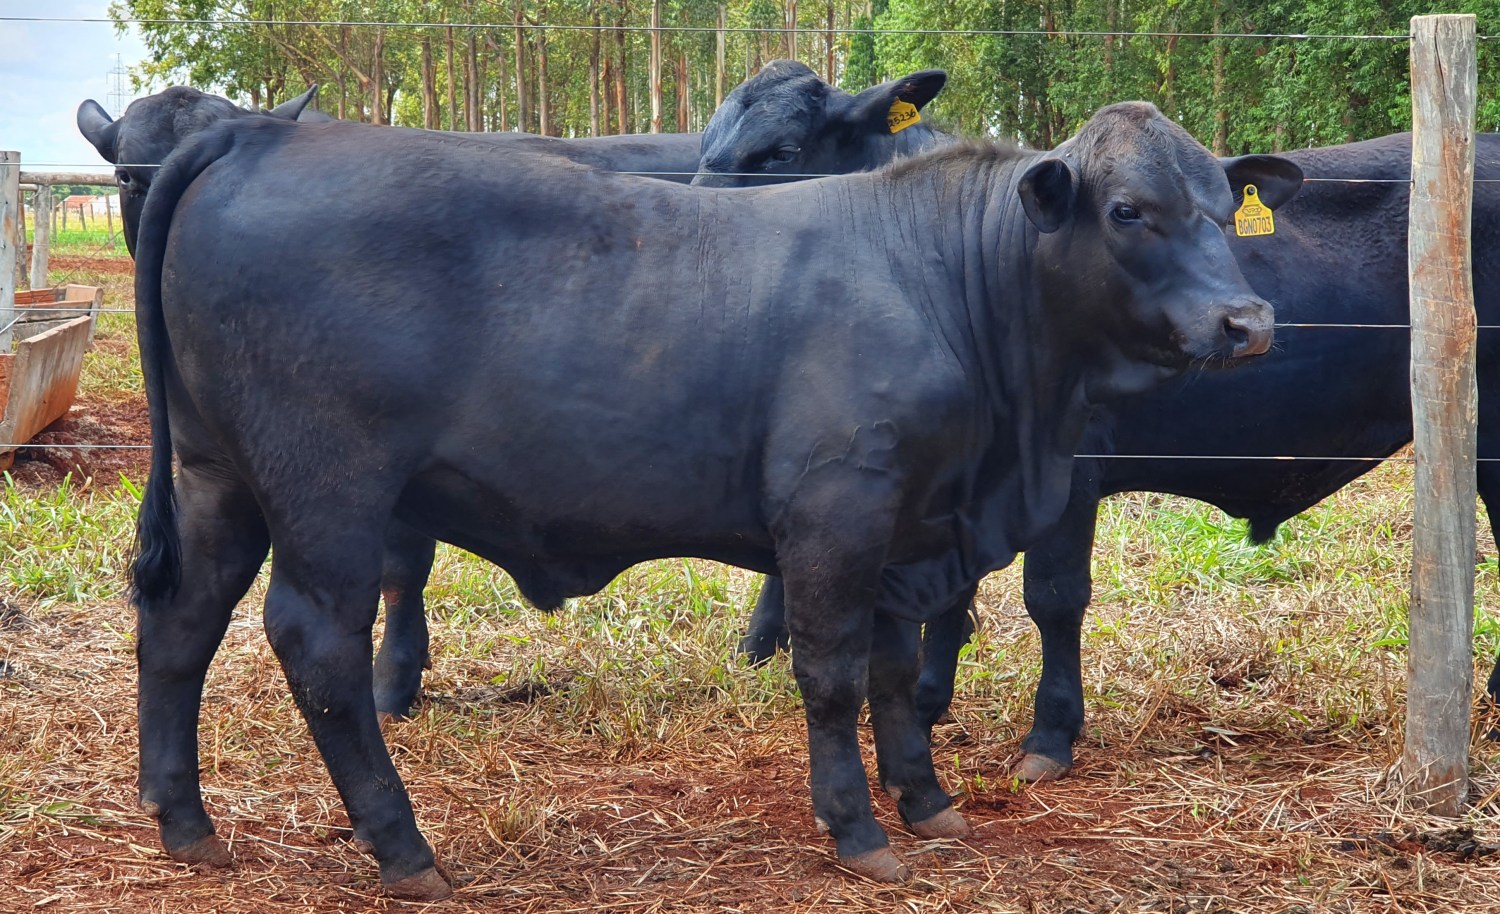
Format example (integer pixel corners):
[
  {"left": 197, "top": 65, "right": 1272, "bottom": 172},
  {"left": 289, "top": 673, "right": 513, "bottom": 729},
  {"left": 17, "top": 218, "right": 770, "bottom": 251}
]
[{"left": 393, "top": 463, "right": 776, "bottom": 609}]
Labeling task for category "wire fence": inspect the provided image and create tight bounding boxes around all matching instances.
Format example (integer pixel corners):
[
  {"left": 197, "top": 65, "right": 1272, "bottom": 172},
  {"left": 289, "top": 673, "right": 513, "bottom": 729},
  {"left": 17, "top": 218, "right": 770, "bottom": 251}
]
[
  {"left": 0, "top": 15, "right": 1455, "bottom": 40},
  {"left": 0, "top": 16, "right": 1490, "bottom": 471}
]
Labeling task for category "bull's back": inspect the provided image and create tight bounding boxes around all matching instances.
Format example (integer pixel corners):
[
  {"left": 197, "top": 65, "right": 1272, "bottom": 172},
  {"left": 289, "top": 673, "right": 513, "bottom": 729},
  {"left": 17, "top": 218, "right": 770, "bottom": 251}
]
[{"left": 158, "top": 122, "right": 950, "bottom": 553}]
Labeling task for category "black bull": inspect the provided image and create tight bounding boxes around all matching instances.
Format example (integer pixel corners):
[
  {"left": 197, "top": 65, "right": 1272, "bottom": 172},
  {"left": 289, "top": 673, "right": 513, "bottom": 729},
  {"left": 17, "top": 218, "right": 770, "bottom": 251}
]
[
  {"left": 130, "top": 106, "right": 1295, "bottom": 897},
  {"left": 742, "top": 130, "right": 1500, "bottom": 781},
  {"left": 76, "top": 75, "right": 954, "bottom": 720}
]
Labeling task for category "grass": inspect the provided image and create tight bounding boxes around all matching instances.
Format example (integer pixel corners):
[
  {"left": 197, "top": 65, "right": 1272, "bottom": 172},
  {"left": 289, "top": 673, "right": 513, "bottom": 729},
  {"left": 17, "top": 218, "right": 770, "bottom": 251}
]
[
  {"left": 3, "top": 259, "right": 1500, "bottom": 911},
  {"left": 24, "top": 212, "right": 125, "bottom": 256}
]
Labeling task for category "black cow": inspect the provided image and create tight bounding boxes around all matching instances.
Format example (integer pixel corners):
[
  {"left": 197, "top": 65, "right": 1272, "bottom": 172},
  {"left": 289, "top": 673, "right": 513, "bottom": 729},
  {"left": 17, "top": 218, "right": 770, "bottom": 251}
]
[
  {"left": 75, "top": 86, "right": 321, "bottom": 252},
  {"left": 741, "top": 130, "right": 1500, "bottom": 782},
  {"left": 694, "top": 59, "right": 950, "bottom": 187},
  {"left": 77, "top": 85, "right": 706, "bottom": 254},
  {"left": 127, "top": 105, "right": 1294, "bottom": 896}
]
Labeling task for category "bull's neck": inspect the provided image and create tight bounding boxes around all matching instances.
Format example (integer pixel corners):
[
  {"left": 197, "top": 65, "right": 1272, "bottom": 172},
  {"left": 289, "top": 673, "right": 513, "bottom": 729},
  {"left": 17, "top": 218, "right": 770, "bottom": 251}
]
[
  {"left": 858, "top": 154, "right": 1097, "bottom": 576},
  {"left": 879, "top": 153, "right": 1093, "bottom": 450}
]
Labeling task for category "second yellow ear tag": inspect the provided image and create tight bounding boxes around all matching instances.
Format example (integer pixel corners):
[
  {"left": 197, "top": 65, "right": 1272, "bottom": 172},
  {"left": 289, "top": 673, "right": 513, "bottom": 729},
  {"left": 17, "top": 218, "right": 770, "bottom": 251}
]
[
  {"left": 887, "top": 99, "right": 921, "bottom": 134},
  {"left": 1234, "top": 185, "right": 1275, "bottom": 237}
]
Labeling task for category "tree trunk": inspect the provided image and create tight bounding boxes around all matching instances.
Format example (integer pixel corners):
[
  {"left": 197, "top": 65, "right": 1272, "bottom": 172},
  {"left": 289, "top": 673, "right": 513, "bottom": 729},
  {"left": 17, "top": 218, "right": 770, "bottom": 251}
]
[
  {"left": 649, "top": 0, "right": 663, "bottom": 133},
  {"left": 786, "top": 0, "right": 797, "bottom": 59},
  {"left": 615, "top": 0, "right": 629, "bottom": 133},
  {"left": 538, "top": 24, "right": 552, "bottom": 135},
  {"left": 602, "top": 38, "right": 615, "bottom": 133},
  {"left": 467, "top": 31, "right": 483, "bottom": 132},
  {"left": 1104, "top": 0, "right": 1116, "bottom": 73},
  {"left": 1160, "top": 34, "right": 1179, "bottom": 118},
  {"left": 1212, "top": 0, "right": 1226, "bottom": 155},
  {"left": 715, "top": 5, "right": 726, "bottom": 106},
  {"left": 676, "top": 50, "right": 689, "bottom": 132},
  {"left": 515, "top": 2, "right": 531, "bottom": 132},
  {"left": 371, "top": 28, "right": 386, "bottom": 125},
  {"left": 421, "top": 33, "right": 438, "bottom": 129},
  {"left": 590, "top": 8, "right": 602, "bottom": 136},
  {"left": 825, "top": 1, "right": 835, "bottom": 82},
  {"left": 445, "top": 27, "right": 459, "bottom": 130}
]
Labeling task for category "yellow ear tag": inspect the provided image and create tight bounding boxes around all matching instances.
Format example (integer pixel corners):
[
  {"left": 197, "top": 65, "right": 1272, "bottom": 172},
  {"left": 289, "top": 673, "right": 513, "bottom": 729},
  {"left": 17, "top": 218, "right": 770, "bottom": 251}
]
[
  {"left": 887, "top": 99, "right": 921, "bottom": 134},
  {"left": 1234, "top": 184, "right": 1275, "bottom": 237}
]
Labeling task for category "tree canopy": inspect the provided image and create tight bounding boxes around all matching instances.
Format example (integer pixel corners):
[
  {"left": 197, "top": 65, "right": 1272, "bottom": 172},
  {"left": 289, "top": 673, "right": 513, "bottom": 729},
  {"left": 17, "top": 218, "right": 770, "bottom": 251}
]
[{"left": 113, "top": 0, "right": 1500, "bottom": 150}]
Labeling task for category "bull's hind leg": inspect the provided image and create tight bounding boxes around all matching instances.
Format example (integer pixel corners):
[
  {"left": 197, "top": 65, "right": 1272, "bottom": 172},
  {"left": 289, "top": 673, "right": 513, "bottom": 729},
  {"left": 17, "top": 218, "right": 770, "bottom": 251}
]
[
  {"left": 868, "top": 611, "right": 971, "bottom": 841},
  {"left": 372, "top": 522, "right": 437, "bottom": 719},
  {"left": 737, "top": 576, "right": 791, "bottom": 664},
  {"left": 137, "top": 467, "right": 268, "bottom": 866},
  {"left": 260, "top": 519, "right": 450, "bottom": 900}
]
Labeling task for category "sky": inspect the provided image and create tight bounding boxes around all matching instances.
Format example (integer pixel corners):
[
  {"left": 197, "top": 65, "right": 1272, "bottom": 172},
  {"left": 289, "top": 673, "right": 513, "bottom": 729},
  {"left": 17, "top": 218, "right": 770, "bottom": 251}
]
[{"left": 0, "top": 0, "right": 151, "bottom": 178}]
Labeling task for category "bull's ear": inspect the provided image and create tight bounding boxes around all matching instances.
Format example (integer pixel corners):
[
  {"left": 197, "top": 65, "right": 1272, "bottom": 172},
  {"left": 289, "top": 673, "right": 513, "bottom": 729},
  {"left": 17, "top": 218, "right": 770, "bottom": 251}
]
[
  {"left": 850, "top": 69, "right": 948, "bottom": 134},
  {"left": 1018, "top": 157, "right": 1078, "bottom": 234},
  {"left": 76, "top": 99, "right": 119, "bottom": 162},
  {"left": 1221, "top": 154, "right": 1303, "bottom": 210},
  {"left": 268, "top": 84, "right": 319, "bottom": 120}
]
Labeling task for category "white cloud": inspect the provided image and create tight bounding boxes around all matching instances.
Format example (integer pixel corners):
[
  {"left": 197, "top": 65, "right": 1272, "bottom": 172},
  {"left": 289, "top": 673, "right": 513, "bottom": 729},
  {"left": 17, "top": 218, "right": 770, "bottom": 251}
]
[{"left": 0, "top": 0, "right": 153, "bottom": 175}]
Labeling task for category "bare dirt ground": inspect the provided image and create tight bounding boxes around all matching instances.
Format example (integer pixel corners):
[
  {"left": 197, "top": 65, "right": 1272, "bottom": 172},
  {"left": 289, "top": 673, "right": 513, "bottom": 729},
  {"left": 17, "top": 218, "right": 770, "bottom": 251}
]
[{"left": 4, "top": 590, "right": 1500, "bottom": 914}]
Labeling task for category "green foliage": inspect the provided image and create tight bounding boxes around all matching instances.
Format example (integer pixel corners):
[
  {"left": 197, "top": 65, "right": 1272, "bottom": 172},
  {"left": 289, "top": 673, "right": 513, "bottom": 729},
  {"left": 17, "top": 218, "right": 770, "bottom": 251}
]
[{"left": 109, "top": 3, "right": 1500, "bottom": 149}]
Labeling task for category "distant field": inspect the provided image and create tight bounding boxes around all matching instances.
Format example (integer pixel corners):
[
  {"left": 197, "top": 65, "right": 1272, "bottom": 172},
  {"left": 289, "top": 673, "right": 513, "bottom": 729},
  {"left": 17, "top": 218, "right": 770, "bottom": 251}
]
[
  {"left": 23, "top": 209, "right": 125, "bottom": 258},
  {"left": 3, "top": 259, "right": 1500, "bottom": 913}
]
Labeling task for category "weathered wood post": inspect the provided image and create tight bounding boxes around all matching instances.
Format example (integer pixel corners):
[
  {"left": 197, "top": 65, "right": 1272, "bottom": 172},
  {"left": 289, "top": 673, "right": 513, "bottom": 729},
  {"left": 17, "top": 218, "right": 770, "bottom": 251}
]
[
  {"left": 30, "top": 184, "right": 51, "bottom": 291},
  {"left": 1404, "top": 12, "right": 1478, "bottom": 816},
  {"left": 0, "top": 151, "right": 19, "bottom": 352},
  {"left": 105, "top": 194, "right": 116, "bottom": 249}
]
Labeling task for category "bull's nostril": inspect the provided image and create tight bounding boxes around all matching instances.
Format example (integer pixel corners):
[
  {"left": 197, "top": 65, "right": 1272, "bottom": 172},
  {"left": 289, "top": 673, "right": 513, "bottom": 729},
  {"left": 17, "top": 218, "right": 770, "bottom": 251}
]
[{"left": 1223, "top": 315, "right": 1250, "bottom": 351}]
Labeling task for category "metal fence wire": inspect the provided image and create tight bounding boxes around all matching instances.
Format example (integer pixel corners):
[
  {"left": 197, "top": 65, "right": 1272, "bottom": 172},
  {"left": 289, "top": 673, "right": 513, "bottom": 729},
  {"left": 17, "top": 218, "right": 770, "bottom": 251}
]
[{"left": 0, "top": 16, "right": 1490, "bottom": 464}]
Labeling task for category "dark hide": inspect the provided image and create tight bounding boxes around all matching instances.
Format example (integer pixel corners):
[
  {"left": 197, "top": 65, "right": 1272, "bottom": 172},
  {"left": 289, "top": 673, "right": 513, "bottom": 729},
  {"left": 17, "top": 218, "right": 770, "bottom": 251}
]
[{"left": 126, "top": 104, "right": 1290, "bottom": 893}]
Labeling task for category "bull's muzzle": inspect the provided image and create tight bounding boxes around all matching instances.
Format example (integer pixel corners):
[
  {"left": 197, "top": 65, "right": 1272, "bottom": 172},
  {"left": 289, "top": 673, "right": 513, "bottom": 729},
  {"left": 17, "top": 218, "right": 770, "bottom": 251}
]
[{"left": 1220, "top": 299, "right": 1275, "bottom": 358}]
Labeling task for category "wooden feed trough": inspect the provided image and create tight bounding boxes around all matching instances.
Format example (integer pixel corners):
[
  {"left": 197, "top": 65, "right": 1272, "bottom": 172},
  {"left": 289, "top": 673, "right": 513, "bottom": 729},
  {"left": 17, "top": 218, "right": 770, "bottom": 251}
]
[
  {"left": 13, "top": 284, "right": 102, "bottom": 343},
  {"left": 0, "top": 285, "right": 101, "bottom": 471}
]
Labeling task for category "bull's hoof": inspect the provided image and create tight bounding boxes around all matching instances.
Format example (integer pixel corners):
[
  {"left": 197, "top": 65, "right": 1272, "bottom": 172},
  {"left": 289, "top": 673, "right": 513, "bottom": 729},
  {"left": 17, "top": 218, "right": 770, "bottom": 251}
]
[
  {"left": 910, "top": 807, "right": 971, "bottom": 840},
  {"left": 384, "top": 866, "right": 454, "bottom": 901},
  {"left": 839, "top": 847, "right": 912, "bottom": 884},
  {"left": 1012, "top": 752, "right": 1071, "bottom": 783},
  {"left": 168, "top": 834, "right": 233, "bottom": 868}
]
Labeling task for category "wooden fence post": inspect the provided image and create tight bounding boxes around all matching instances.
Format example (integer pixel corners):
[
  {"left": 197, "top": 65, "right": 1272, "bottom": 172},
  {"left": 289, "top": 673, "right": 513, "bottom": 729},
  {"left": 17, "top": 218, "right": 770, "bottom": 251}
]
[
  {"left": 1404, "top": 12, "right": 1478, "bottom": 817},
  {"left": 30, "top": 184, "right": 51, "bottom": 291},
  {"left": 0, "top": 151, "right": 17, "bottom": 352}
]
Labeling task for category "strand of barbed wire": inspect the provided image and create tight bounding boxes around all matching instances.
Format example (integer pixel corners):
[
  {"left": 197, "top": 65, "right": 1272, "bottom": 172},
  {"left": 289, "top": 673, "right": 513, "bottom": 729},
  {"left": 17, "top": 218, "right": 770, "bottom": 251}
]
[
  {"left": 12, "top": 306, "right": 1499, "bottom": 331},
  {"left": 0, "top": 15, "right": 1455, "bottom": 40},
  {"left": 11, "top": 444, "right": 1500, "bottom": 468},
  {"left": 7, "top": 18, "right": 1488, "bottom": 468},
  {"left": 18, "top": 166, "right": 1500, "bottom": 186}
]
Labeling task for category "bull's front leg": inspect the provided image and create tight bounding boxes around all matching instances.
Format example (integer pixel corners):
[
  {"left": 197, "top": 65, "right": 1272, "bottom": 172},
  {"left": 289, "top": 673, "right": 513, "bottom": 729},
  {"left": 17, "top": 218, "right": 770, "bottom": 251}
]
[
  {"left": 776, "top": 483, "right": 910, "bottom": 882},
  {"left": 1015, "top": 490, "right": 1100, "bottom": 782}
]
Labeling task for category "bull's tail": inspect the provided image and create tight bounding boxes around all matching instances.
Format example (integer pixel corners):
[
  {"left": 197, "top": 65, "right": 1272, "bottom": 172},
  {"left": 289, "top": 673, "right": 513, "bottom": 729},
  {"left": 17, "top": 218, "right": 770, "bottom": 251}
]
[{"left": 130, "top": 122, "right": 242, "bottom": 607}]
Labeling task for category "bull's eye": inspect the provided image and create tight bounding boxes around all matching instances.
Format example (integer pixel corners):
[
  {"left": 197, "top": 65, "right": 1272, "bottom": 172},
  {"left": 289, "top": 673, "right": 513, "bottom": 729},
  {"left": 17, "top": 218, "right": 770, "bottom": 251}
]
[
  {"left": 115, "top": 168, "right": 132, "bottom": 188},
  {"left": 1109, "top": 203, "right": 1141, "bottom": 224},
  {"left": 764, "top": 146, "right": 801, "bottom": 167}
]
